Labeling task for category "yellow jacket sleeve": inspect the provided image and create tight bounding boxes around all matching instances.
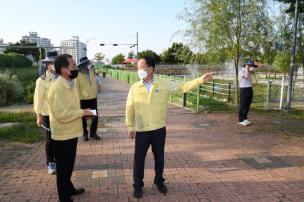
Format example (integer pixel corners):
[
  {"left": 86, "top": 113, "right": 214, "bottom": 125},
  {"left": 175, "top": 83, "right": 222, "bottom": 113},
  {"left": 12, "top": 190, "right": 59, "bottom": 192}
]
[
  {"left": 33, "top": 78, "right": 44, "bottom": 115},
  {"left": 48, "top": 89, "right": 84, "bottom": 124},
  {"left": 125, "top": 87, "right": 135, "bottom": 131},
  {"left": 169, "top": 77, "right": 204, "bottom": 95}
]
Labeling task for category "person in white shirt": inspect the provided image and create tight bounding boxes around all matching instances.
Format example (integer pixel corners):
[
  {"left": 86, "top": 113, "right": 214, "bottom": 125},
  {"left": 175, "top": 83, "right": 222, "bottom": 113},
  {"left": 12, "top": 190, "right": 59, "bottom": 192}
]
[{"left": 238, "top": 60, "right": 257, "bottom": 126}]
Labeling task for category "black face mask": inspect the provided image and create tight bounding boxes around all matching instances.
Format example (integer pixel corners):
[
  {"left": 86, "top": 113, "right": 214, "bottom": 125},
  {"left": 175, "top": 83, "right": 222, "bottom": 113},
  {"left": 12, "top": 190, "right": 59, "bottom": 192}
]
[{"left": 69, "top": 69, "right": 79, "bottom": 79}]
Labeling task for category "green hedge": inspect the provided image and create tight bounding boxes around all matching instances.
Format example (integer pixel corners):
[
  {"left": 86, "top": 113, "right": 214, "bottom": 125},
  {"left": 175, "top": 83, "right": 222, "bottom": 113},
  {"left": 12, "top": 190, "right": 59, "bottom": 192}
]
[
  {"left": 0, "top": 53, "right": 32, "bottom": 69},
  {"left": 0, "top": 66, "right": 38, "bottom": 106}
]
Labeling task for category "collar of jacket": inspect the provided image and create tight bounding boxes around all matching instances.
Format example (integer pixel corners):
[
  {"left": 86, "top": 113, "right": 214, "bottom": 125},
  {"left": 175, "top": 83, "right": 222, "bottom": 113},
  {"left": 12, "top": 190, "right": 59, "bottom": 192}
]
[
  {"left": 59, "top": 76, "right": 73, "bottom": 89},
  {"left": 138, "top": 75, "right": 159, "bottom": 87},
  {"left": 79, "top": 66, "right": 90, "bottom": 75}
]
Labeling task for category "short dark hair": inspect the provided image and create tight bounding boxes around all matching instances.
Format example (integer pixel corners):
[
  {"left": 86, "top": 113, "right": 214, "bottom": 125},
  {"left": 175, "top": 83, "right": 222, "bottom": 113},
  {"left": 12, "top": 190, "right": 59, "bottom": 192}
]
[
  {"left": 54, "top": 54, "right": 73, "bottom": 74},
  {"left": 140, "top": 56, "right": 155, "bottom": 69}
]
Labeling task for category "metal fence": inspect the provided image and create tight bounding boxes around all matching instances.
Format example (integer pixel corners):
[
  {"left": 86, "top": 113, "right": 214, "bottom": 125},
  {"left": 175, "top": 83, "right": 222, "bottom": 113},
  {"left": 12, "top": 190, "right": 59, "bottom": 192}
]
[{"left": 104, "top": 68, "right": 304, "bottom": 111}]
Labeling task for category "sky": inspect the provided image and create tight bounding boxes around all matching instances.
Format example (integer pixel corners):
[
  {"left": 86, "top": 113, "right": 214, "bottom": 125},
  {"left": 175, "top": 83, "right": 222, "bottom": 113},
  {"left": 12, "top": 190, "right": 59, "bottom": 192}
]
[{"left": 0, "top": 0, "right": 188, "bottom": 60}]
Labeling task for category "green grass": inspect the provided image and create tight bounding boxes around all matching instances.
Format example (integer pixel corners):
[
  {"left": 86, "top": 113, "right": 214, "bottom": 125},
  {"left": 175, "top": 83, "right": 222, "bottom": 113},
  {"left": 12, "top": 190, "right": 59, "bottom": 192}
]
[
  {"left": 253, "top": 110, "right": 304, "bottom": 138},
  {"left": 170, "top": 92, "right": 234, "bottom": 112},
  {"left": 0, "top": 112, "right": 42, "bottom": 143},
  {"left": 278, "top": 110, "right": 304, "bottom": 120},
  {"left": 256, "top": 110, "right": 304, "bottom": 121}
]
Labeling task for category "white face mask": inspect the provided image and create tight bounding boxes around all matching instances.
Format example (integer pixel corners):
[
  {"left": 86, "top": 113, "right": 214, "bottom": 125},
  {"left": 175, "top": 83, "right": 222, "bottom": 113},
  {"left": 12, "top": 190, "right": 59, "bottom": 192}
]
[
  {"left": 249, "top": 67, "right": 255, "bottom": 72},
  {"left": 138, "top": 69, "right": 148, "bottom": 80}
]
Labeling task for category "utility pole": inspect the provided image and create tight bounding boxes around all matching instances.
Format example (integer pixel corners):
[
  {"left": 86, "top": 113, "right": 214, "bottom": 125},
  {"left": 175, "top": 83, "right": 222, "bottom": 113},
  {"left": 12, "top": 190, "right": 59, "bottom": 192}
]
[{"left": 286, "top": 0, "right": 299, "bottom": 110}]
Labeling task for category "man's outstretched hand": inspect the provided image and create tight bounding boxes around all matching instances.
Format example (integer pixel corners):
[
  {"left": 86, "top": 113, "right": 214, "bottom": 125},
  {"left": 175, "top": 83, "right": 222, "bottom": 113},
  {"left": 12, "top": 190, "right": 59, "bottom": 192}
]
[{"left": 202, "top": 72, "right": 213, "bottom": 82}]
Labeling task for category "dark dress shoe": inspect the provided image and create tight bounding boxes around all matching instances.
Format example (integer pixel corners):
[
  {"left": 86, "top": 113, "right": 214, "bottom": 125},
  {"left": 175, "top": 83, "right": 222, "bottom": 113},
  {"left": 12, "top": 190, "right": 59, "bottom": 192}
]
[
  {"left": 133, "top": 189, "right": 142, "bottom": 199},
  {"left": 83, "top": 135, "right": 88, "bottom": 141},
  {"left": 90, "top": 133, "right": 101, "bottom": 140},
  {"left": 71, "top": 187, "right": 85, "bottom": 196},
  {"left": 156, "top": 184, "right": 167, "bottom": 195}
]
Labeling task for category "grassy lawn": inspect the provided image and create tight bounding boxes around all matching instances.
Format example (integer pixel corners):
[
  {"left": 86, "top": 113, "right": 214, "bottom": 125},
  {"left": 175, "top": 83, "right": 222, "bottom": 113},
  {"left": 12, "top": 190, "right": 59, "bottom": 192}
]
[
  {"left": 0, "top": 111, "right": 42, "bottom": 143},
  {"left": 252, "top": 110, "right": 304, "bottom": 139},
  {"left": 170, "top": 92, "right": 304, "bottom": 138},
  {"left": 170, "top": 92, "right": 234, "bottom": 112}
]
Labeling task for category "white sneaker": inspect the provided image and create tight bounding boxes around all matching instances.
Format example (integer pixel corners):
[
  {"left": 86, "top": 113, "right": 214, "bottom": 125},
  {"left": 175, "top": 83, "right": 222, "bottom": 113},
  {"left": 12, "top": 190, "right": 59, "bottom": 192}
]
[
  {"left": 48, "top": 162, "right": 56, "bottom": 174},
  {"left": 244, "top": 120, "right": 251, "bottom": 125},
  {"left": 238, "top": 121, "right": 248, "bottom": 126}
]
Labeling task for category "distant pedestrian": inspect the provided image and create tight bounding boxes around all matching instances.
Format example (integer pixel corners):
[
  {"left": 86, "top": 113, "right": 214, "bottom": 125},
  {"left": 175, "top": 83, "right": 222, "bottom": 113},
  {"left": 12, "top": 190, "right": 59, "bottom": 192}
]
[{"left": 238, "top": 60, "right": 257, "bottom": 126}]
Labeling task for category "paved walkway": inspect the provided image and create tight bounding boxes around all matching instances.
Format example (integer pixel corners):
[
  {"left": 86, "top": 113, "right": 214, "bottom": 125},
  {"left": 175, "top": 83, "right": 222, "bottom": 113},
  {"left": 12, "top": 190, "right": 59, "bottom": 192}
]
[{"left": 1, "top": 77, "right": 304, "bottom": 202}]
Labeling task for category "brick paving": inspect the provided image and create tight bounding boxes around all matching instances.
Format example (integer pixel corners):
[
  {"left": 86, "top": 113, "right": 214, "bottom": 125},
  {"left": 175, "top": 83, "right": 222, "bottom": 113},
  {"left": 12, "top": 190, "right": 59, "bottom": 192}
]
[{"left": 1, "top": 77, "right": 304, "bottom": 202}]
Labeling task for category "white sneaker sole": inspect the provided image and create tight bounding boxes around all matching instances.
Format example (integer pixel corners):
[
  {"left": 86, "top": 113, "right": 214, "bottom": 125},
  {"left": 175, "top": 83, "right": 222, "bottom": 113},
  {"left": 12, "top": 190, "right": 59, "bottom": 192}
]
[
  {"left": 244, "top": 120, "right": 251, "bottom": 125},
  {"left": 48, "top": 170, "right": 56, "bottom": 175},
  {"left": 238, "top": 122, "right": 248, "bottom": 126}
]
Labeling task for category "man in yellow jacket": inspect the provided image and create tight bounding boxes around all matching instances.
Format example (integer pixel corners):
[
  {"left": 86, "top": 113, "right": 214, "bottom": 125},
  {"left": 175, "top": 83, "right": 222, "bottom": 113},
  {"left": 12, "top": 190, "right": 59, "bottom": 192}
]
[
  {"left": 76, "top": 57, "right": 100, "bottom": 141},
  {"left": 125, "top": 56, "right": 213, "bottom": 199},
  {"left": 48, "top": 54, "right": 94, "bottom": 202},
  {"left": 33, "top": 51, "right": 58, "bottom": 174}
]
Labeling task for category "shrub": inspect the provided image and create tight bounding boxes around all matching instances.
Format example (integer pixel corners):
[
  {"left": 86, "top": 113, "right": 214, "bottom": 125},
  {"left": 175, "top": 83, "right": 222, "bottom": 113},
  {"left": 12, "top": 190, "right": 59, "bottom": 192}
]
[
  {"left": 24, "top": 81, "right": 36, "bottom": 104},
  {"left": 14, "top": 66, "right": 38, "bottom": 85},
  {"left": 0, "top": 71, "right": 24, "bottom": 106},
  {"left": 0, "top": 53, "right": 32, "bottom": 69},
  {"left": 0, "top": 66, "right": 38, "bottom": 106}
]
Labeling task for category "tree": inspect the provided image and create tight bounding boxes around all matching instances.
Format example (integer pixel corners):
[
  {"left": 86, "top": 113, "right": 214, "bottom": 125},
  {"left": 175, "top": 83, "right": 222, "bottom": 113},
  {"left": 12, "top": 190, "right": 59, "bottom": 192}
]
[
  {"left": 4, "top": 40, "right": 44, "bottom": 62},
  {"left": 160, "top": 43, "right": 193, "bottom": 64},
  {"left": 298, "top": 15, "right": 304, "bottom": 70},
  {"left": 276, "top": 0, "right": 304, "bottom": 109},
  {"left": 137, "top": 50, "right": 161, "bottom": 63},
  {"left": 276, "top": 0, "right": 304, "bottom": 13},
  {"left": 273, "top": 51, "right": 291, "bottom": 74},
  {"left": 111, "top": 53, "right": 125, "bottom": 64},
  {"left": 94, "top": 52, "right": 105, "bottom": 63},
  {"left": 181, "top": 0, "right": 271, "bottom": 105},
  {"left": 128, "top": 51, "right": 135, "bottom": 59}
]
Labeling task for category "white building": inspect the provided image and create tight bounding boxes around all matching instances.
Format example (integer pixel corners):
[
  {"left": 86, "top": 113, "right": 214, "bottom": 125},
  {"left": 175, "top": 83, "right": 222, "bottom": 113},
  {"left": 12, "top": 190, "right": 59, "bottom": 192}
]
[
  {"left": 0, "top": 38, "right": 7, "bottom": 53},
  {"left": 60, "top": 36, "right": 87, "bottom": 64},
  {"left": 21, "top": 32, "right": 52, "bottom": 50}
]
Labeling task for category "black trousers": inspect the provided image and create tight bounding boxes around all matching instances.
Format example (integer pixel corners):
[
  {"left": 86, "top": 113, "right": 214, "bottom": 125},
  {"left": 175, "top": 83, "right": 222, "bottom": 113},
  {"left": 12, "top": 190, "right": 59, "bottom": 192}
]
[
  {"left": 133, "top": 127, "right": 166, "bottom": 190},
  {"left": 53, "top": 138, "right": 78, "bottom": 202},
  {"left": 80, "top": 98, "right": 98, "bottom": 136},
  {"left": 239, "top": 87, "right": 253, "bottom": 122},
  {"left": 42, "top": 116, "right": 55, "bottom": 165}
]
